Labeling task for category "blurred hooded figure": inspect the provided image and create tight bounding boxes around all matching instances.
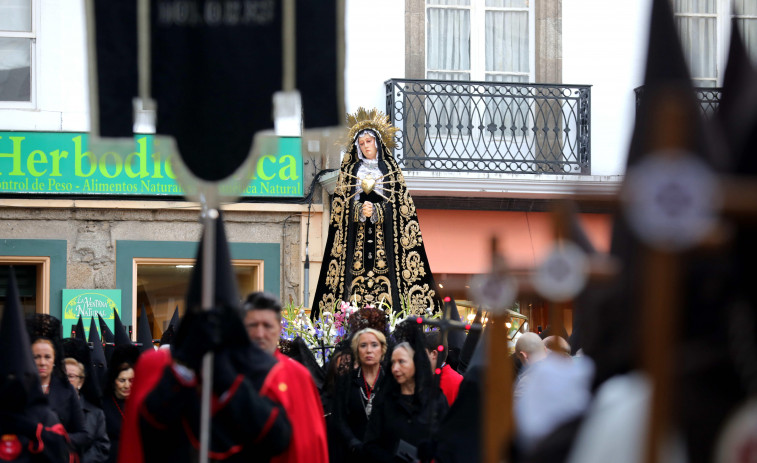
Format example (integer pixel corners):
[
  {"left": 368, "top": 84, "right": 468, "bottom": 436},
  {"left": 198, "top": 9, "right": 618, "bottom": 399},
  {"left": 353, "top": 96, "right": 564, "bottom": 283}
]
[
  {"left": 0, "top": 268, "right": 76, "bottom": 462},
  {"left": 27, "top": 313, "right": 89, "bottom": 459}
]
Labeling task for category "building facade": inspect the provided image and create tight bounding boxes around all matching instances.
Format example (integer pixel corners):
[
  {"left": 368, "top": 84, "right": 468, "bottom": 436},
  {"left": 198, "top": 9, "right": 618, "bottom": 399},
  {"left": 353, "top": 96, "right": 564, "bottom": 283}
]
[{"left": 3, "top": 0, "right": 753, "bottom": 339}]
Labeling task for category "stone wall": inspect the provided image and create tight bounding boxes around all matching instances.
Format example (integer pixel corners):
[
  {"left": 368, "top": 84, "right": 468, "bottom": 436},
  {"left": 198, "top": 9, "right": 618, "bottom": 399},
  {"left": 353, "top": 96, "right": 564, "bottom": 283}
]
[{"left": 0, "top": 203, "right": 313, "bottom": 307}]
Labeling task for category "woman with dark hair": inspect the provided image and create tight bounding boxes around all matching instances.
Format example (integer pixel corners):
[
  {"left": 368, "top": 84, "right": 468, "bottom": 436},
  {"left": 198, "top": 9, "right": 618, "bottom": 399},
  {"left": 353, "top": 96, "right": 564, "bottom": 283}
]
[
  {"left": 101, "top": 346, "right": 138, "bottom": 463},
  {"left": 363, "top": 324, "right": 449, "bottom": 463},
  {"left": 28, "top": 314, "right": 89, "bottom": 458},
  {"left": 331, "top": 327, "right": 389, "bottom": 462}
]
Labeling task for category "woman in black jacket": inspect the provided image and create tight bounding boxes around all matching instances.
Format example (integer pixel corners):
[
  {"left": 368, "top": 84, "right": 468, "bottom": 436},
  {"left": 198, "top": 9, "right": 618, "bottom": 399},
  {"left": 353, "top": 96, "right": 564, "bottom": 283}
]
[
  {"left": 28, "top": 314, "right": 89, "bottom": 458},
  {"left": 363, "top": 334, "right": 449, "bottom": 463},
  {"left": 101, "top": 358, "right": 135, "bottom": 463},
  {"left": 332, "top": 327, "right": 390, "bottom": 462},
  {"left": 65, "top": 357, "right": 110, "bottom": 463}
]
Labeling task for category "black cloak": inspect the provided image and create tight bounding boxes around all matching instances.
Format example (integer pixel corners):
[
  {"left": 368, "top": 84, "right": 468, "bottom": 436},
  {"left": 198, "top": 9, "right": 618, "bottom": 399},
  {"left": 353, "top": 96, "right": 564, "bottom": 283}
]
[{"left": 311, "top": 109, "right": 443, "bottom": 318}]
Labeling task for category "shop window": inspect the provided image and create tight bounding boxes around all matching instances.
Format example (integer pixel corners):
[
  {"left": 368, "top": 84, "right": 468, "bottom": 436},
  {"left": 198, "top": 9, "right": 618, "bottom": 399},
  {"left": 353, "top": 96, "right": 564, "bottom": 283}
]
[
  {"left": 134, "top": 258, "right": 263, "bottom": 341},
  {"left": 0, "top": 257, "right": 49, "bottom": 316}
]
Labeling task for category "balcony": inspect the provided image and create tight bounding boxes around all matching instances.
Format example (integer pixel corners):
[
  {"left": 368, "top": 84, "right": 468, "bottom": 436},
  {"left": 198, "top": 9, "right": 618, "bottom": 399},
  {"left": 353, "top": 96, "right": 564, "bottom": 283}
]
[
  {"left": 634, "top": 86, "right": 723, "bottom": 118},
  {"left": 385, "top": 79, "right": 592, "bottom": 175}
]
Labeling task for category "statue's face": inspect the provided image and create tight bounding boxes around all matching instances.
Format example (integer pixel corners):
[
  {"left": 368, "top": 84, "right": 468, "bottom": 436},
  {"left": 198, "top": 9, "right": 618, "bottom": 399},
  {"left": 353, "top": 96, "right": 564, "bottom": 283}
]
[{"left": 358, "top": 134, "right": 378, "bottom": 160}]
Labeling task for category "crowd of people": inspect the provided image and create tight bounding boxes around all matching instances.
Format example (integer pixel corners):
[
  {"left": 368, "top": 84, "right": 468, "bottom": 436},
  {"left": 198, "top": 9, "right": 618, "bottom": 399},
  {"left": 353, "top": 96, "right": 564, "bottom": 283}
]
[{"left": 4, "top": 262, "right": 585, "bottom": 463}]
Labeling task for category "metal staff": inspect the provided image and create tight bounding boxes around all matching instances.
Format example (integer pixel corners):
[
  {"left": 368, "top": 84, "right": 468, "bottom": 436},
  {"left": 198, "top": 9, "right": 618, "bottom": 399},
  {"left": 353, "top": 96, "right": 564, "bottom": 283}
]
[{"left": 198, "top": 202, "right": 219, "bottom": 463}]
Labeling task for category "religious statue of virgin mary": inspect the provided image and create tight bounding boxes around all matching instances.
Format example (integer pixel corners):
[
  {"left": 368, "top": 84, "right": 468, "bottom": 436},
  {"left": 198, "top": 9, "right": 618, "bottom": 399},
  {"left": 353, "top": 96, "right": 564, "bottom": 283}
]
[{"left": 311, "top": 108, "right": 443, "bottom": 319}]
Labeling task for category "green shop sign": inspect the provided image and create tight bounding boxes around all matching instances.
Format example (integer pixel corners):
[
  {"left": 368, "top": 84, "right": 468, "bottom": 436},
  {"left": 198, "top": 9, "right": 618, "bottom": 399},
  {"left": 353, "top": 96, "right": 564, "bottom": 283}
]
[
  {"left": 0, "top": 132, "right": 303, "bottom": 197},
  {"left": 62, "top": 289, "right": 122, "bottom": 339}
]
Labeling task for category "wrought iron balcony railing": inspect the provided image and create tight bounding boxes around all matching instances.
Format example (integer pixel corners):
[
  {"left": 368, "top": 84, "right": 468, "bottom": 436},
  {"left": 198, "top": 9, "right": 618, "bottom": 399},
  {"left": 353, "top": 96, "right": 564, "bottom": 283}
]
[
  {"left": 634, "top": 86, "right": 723, "bottom": 118},
  {"left": 385, "top": 79, "right": 592, "bottom": 175}
]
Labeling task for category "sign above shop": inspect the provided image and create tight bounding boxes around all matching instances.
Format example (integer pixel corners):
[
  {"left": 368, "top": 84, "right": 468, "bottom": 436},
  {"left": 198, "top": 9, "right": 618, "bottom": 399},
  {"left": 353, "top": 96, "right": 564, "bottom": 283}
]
[
  {"left": 0, "top": 133, "right": 303, "bottom": 197},
  {"left": 62, "top": 289, "right": 122, "bottom": 339}
]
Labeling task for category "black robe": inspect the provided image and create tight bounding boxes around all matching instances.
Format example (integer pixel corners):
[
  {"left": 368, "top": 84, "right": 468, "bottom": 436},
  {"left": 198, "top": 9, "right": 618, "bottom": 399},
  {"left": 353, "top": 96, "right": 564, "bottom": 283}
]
[
  {"left": 101, "top": 395, "right": 124, "bottom": 463},
  {"left": 47, "top": 374, "right": 88, "bottom": 457},
  {"left": 363, "top": 389, "right": 448, "bottom": 463},
  {"left": 312, "top": 136, "right": 442, "bottom": 318},
  {"left": 80, "top": 397, "right": 110, "bottom": 463},
  {"left": 118, "top": 347, "right": 291, "bottom": 463},
  {"left": 331, "top": 368, "right": 387, "bottom": 463},
  {"left": 0, "top": 403, "right": 73, "bottom": 463}
]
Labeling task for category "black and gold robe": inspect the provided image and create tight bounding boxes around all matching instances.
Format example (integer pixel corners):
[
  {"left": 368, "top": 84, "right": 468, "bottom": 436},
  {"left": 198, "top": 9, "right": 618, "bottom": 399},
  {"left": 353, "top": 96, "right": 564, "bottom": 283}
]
[{"left": 311, "top": 141, "right": 443, "bottom": 318}]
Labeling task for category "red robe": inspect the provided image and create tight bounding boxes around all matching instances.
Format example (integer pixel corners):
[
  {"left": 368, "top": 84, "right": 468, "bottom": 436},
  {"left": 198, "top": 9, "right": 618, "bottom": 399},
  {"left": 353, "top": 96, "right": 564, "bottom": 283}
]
[
  {"left": 439, "top": 363, "right": 463, "bottom": 406},
  {"left": 118, "top": 350, "right": 173, "bottom": 463},
  {"left": 261, "top": 351, "right": 328, "bottom": 463},
  {"left": 119, "top": 349, "right": 289, "bottom": 463}
]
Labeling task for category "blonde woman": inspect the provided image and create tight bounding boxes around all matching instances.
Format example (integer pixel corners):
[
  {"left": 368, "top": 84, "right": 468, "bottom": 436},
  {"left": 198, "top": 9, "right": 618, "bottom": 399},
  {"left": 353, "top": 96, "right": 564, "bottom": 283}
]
[
  {"left": 332, "top": 327, "right": 388, "bottom": 462},
  {"left": 64, "top": 357, "right": 110, "bottom": 463}
]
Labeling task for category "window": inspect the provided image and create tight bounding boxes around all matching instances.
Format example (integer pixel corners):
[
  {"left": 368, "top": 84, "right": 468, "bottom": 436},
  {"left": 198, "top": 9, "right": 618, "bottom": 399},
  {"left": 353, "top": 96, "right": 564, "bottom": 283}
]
[
  {"left": 116, "top": 240, "right": 281, "bottom": 339},
  {"left": 674, "top": 0, "right": 757, "bottom": 87},
  {"left": 0, "top": 0, "right": 34, "bottom": 105},
  {"left": 674, "top": 0, "right": 718, "bottom": 87},
  {"left": 425, "top": 0, "right": 534, "bottom": 139},
  {"left": 134, "top": 258, "right": 263, "bottom": 340},
  {"left": 426, "top": 0, "right": 533, "bottom": 83},
  {"left": 733, "top": 0, "right": 757, "bottom": 58},
  {"left": 0, "top": 258, "right": 50, "bottom": 316}
]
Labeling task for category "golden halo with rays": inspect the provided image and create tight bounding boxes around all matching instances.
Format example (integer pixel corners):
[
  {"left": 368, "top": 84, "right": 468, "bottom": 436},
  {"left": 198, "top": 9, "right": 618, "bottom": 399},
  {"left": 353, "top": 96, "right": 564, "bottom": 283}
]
[{"left": 343, "top": 107, "right": 399, "bottom": 153}]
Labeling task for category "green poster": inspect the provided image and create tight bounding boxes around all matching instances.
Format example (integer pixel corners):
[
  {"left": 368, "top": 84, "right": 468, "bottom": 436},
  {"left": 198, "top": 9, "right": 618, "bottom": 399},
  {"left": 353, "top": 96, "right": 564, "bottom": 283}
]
[
  {"left": 0, "top": 133, "right": 303, "bottom": 197},
  {"left": 62, "top": 289, "right": 122, "bottom": 340}
]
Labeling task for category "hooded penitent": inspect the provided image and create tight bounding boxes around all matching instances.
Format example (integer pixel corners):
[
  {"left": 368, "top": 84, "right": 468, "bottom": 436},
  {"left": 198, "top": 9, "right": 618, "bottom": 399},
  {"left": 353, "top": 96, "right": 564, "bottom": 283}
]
[
  {"left": 97, "top": 313, "right": 116, "bottom": 364},
  {"left": 158, "top": 306, "right": 179, "bottom": 347},
  {"left": 311, "top": 108, "right": 443, "bottom": 319},
  {"left": 1, "top": 268, "right": 74, "bottom": 462},
  {"left": 0, "top": 268, "right": 45, "bottom": 413},
  {"left": 112, "top": 308, "right": 133, "bottom": 348},
  {"left": 88, "top": 316, "right": 108, "bottom": 391},
  {"left": 72, "top": 315, "right": 86, "bottom": 341},
  {"left": 137, "top": 305, "right": 154, "bottom": 353}
]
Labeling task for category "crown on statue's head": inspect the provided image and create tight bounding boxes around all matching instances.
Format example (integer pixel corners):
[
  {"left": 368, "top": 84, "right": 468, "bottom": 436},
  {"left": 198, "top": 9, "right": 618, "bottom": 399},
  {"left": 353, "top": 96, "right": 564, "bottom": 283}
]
[{"left": 343, "top": 107, "right": 398, "bottom": 153}]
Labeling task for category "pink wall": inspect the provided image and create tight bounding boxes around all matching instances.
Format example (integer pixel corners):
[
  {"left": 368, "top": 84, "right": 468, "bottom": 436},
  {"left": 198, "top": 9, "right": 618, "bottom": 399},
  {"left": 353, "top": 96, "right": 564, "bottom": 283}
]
[{"left": 416, "top": 209, "right": 612, "bottom": 274}]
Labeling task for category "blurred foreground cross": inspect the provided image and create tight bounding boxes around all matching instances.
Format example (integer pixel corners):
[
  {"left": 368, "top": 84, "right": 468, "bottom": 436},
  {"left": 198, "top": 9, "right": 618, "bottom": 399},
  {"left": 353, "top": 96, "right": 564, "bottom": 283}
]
[{"left": 470, "top": 237, "right": 518, "bottom": 463}]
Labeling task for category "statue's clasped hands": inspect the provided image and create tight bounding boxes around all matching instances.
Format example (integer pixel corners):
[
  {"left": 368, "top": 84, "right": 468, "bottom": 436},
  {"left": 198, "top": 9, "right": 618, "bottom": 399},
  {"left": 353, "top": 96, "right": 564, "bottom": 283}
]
[{"left": 362, "top": 201, "right": 374, "bottom": 218}]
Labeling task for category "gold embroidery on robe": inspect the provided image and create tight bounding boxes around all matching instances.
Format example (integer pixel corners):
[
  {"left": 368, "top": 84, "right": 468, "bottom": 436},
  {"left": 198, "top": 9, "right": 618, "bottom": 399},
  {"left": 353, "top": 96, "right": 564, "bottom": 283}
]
[{"left": 311, "top": 108, "right": 443, "bottom": 318}]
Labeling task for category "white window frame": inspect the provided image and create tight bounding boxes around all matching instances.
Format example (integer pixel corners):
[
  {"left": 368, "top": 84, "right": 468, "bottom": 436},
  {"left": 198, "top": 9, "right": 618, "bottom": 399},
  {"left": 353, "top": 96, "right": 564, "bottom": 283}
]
[
  {"left": 425, "top": 0, "right": 535, "bottom": 83},
  {"left": 673, "top": 3, "right": 719, "bottom": 86},
  {"left": 674, "top": 0, "right": 757, "bottom": 87},
  {"left": 424, "top": 0, "right": 536, "bottom": 143},
  {"left": 730, "top": 4, "right": 757, "bottom": 70},
  {"left": 0, "top": 0, "right": 37, "bottom": 109},
  {"left": 474, "top": 1, "right": 535, "bottom": 83}
]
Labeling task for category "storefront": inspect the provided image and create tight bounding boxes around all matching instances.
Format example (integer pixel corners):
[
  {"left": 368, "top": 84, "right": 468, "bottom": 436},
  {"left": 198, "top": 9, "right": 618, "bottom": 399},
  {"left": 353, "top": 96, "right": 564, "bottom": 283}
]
[{"left": 0, "top": 131, "right": 323, "bottom": 341}]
